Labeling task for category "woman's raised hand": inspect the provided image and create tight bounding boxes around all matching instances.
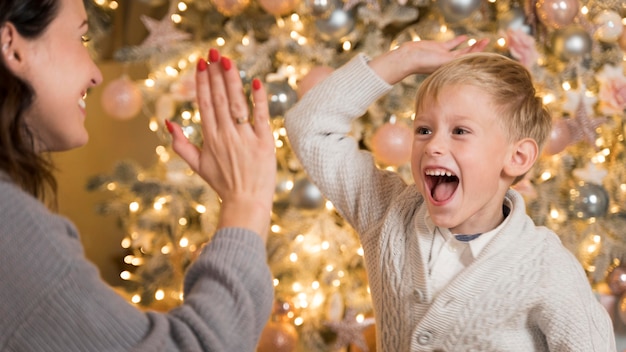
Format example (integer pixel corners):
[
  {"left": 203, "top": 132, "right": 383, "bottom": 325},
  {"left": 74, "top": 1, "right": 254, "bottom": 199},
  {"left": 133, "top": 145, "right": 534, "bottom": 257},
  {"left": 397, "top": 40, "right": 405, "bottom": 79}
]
[{"left": 166, "top": 48, "right": 276, "bottom": 240}]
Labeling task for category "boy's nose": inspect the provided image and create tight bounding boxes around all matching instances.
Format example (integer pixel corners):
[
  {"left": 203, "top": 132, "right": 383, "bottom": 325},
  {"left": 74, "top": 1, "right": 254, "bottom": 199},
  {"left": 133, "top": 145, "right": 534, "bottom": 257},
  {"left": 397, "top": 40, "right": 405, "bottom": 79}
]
[{"left": 424, "top": 134, "right": 445, "bottom": 156}]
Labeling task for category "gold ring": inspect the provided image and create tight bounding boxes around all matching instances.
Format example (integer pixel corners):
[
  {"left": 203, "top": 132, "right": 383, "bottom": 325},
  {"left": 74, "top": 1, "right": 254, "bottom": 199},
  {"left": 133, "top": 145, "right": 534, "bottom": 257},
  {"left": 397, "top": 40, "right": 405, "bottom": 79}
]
[{"left": 235, "top": 116, "right": 250, "bottom": 124}]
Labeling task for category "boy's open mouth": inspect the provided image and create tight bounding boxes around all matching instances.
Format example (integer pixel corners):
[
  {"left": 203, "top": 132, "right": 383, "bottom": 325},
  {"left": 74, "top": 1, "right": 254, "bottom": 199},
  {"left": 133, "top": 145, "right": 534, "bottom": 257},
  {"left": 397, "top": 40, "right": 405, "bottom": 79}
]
[{"left": 425, "top": 168, "right": 459, "bottom": 202}]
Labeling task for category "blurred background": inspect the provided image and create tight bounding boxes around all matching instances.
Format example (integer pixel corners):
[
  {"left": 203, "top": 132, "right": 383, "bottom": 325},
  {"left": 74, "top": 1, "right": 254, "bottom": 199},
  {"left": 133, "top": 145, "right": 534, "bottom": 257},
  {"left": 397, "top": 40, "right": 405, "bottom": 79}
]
[{"left": 55, "top": 0, "right": 626, "bottom": 350}]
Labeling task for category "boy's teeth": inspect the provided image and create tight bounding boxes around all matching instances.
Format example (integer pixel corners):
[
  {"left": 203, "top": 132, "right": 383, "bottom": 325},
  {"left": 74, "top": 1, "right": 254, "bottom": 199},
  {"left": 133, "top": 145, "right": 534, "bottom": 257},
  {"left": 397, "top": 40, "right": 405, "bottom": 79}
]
[
  {"left": 426, "top": 169, "right": 453, "bottom": 176},
  {"left": 78, "top": 98, "right": 86, "bottom": 109}
]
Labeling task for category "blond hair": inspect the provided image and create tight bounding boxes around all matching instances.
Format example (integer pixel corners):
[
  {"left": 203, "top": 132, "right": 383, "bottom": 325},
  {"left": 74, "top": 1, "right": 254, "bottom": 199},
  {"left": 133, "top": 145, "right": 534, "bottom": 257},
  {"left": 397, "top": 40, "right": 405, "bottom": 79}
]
[{"left": 415, "top": 52, "right": 552, "bottom": 155}]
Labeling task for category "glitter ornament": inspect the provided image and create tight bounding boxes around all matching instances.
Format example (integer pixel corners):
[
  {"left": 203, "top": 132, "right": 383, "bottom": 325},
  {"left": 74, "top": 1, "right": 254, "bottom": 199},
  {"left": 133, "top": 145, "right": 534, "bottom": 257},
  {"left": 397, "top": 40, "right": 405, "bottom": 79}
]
[
  {"left": 101, "top": 75, "right": 143, "bottom": 120},
  {"left": 370, "top": 122, "right": 413, "bottom": 166},
  {"left": 136, "top": 2, "right": 192, "bottom": 52},
  {"left": 325, "top": 309, "right": 376, "bottom": 351}
]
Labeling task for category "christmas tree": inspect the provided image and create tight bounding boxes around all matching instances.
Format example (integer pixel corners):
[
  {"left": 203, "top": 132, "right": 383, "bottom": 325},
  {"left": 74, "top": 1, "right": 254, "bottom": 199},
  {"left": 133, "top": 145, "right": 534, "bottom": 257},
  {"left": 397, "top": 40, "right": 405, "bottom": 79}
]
[{"left": 86, "top": 0, "right": 626, "bottom": 350}]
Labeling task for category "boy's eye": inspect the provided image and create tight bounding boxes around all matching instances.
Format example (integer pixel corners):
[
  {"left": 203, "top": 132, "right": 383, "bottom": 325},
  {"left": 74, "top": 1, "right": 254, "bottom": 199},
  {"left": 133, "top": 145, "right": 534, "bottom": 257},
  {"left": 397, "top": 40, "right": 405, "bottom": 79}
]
[
  {"left": 453, "top": 127, "right": 468, "bottom": 135},
  {"left": 415, "top": 127, "right": 431, "bottom": 135}
]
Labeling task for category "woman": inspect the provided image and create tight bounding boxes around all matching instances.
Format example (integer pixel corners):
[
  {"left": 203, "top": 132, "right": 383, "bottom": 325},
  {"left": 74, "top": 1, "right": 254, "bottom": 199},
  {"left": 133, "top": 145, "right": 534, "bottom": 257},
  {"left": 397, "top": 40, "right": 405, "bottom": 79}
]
[{"left": 0, "top": 0, "right": 276, "bottom": 350}]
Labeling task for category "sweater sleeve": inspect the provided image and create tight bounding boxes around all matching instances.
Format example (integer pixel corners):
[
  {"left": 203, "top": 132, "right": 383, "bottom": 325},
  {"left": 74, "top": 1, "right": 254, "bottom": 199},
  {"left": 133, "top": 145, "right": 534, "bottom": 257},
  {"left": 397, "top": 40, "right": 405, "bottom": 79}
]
[
  {"left": 0, "top": 181, "right": 273, "bottom": 352},
  {"left": 535, "top": 235, "right": 616, "bottom": 352},
  {"left": 284, "top": 54, "right": 408, "bottom": 235}
]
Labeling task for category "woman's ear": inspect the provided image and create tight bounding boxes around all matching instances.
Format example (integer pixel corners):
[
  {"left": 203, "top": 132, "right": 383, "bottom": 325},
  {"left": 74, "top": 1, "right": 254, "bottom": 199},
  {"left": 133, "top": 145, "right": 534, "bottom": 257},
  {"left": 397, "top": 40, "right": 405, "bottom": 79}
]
[
  {"left": 504, "top": 138, "right": 538, "bottom": 178},
  {"left": 1, "top": 23, "right": 24, "bottom": 71}
]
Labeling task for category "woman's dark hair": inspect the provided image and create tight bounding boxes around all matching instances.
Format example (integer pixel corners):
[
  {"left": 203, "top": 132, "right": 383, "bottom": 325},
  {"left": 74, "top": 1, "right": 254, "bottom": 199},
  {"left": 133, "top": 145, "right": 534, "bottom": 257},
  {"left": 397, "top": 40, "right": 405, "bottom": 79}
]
[{"left": 0, "top": 0, "right": 60, "bottom": 201}]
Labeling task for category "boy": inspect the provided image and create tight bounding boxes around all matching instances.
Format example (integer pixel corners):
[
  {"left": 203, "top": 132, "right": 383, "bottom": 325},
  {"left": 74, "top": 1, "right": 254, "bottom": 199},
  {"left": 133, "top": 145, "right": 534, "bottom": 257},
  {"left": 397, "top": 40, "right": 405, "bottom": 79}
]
[{"left": 285, "top": 36, "right": 615, "bottom": 351}]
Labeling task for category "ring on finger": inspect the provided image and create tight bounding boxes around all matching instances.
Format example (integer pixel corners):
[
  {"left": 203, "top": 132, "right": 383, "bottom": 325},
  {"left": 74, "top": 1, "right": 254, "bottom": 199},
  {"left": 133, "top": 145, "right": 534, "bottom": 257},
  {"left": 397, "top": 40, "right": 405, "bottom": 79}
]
[{"left": 235, "top": 115, "right": 250, "bottom": 124}]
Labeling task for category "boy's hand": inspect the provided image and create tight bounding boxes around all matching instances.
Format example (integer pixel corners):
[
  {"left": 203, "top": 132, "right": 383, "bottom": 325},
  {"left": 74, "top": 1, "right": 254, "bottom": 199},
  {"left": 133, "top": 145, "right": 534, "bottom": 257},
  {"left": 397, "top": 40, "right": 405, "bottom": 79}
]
[{"left": 369, "top": 35, "right": 489, "bottom": 85}]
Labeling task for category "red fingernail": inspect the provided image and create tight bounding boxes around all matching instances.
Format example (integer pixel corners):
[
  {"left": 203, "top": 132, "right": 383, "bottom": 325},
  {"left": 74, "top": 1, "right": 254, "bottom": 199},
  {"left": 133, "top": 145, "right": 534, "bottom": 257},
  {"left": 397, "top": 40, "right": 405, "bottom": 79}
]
[
  {"left": 197, "top": 58, "right": 207, "bottom": 72},
  {"left": 221, "top": 56, "right": 232, "bottom": 71},
  {"left": 209, "top": 48, "right": 219, "bottom": 63},
  {"left": 252, "top": 78, "right": 261, "bottom": 91},
  {"left": 165, "top": 120, "right": 174, "bottom": 133}
]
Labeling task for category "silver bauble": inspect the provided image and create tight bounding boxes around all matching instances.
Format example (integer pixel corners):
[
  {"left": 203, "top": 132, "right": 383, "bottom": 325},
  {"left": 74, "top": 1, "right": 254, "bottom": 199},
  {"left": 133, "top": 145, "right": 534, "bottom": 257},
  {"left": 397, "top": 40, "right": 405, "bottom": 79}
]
[
  {"left": 306, "top": 0, "right": 334, "bottom": 18},
  {"left": 315, "top": 5, "right": 356, "bottom": 41},
  {"left": 266, "top": 81, "right": 298, "bottom": 118},
  {"left": 289, "top": 177, "right": 325, "bottom": 210},
  {"left": 498, "top": 7, "right": 530, "bottom": 33},
  {"left": 568, "top": 182, "right": 609, "bottom": 219},
  {"left": 274, "top": 170, "right": 295, "bottom": 201},
  {"left": 437, "top": 0, "right": 482, "bottom": 23},
  {"left": 551, "top": 26, "right": 592, "bottom": 60}
]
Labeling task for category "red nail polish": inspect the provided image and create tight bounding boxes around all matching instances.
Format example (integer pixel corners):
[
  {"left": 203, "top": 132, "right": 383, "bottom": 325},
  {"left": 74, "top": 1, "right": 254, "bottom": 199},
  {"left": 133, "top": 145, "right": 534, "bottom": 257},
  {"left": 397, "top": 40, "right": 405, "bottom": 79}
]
[
  {"left": 208, "top": 48, "right": 219, "bottom": 63},
  {"left": 252, "top": 78, "right": 261, "bottom": 91},
  {"left": 165, "top": 120, "right": 174, "bottom": 133},
  {"left": 221, "top": 57, "right": 232, "bottom": 71},
  {"left": 197, "top": 58, "right": 207, "bottom": 72}
]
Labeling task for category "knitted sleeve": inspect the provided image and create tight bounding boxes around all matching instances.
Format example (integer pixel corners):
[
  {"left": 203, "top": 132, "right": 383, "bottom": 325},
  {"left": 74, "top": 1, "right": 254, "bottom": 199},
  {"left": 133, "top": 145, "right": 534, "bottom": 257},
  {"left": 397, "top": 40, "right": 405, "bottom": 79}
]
[
  {"left": 284, "top": 54, "right": 407, "bottom": 236},
  {"left": 0, "top": 180, "right": 273, "bottom": 352},
  {"left": 535, "top": 235, "right": 616, "bottom": 352}
]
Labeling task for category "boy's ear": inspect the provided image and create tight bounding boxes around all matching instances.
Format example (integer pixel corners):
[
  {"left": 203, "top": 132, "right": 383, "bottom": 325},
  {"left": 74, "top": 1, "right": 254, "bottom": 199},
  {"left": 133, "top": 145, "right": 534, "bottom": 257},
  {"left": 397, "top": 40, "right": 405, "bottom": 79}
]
[
  {"left": 504, "top": 138, "right": 538, "bottom": 178},
  {"left": 1, "top": 23, "right": 25, "bottom": 72}
]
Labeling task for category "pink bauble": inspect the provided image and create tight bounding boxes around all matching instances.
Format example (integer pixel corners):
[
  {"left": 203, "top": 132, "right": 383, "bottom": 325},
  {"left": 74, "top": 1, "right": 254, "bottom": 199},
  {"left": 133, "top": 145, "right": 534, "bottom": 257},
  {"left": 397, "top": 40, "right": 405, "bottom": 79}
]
[
  {"left": 101, "top": 76, "right": 143, "bottom": 120},
  {"left": 593, "top": 10, "right": 623, "bottom": 43},
  {"left": 258, "top": 0, "right": 300, "bottom": 16},
  {"left": 296, "top": 66, "right": 334, "bottom": 98},
  {"left": 211, "top": 0, "right": 250, "bottom": 16},
  {"left": 618, "top": 292, "right": 626, "bottom": 325},
  {"left": 371, "top": 122, "right": 413, "bottom": 166},
  {"left": 542, "top": 119, "right": 572, "bottom": 155},
  {"left": 256, "top": 321, "right": 298, "bottom": 352},
  {"left": 535, "top": 0, "right": 579, "bottom": 29},
  {"left": 608, "top": 266, "right": 626, "bottom": 295},
  {"left": 598, "top": 293, "right": 616, "bottom": 322},
  {"left": 618, "top": 28, "right": 626, "bottom": 52}
]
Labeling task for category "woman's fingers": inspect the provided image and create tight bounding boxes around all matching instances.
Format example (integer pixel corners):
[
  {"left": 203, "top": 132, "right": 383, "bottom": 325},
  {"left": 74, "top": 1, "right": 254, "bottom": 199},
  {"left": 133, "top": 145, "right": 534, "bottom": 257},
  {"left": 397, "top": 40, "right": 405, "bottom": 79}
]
[
  {"left": 443, "top": 35, "right": 468, "bottom": 50},
  {"left": 250, "top": 78, "right": 272, "bottom": 141},
  {"left": 195, "top": 57, "right": 216, "bottom": 140},
  {"left": 220, "top": 56, "right": 251, "bottom": 126},
  {"left": 166, "top": 120, "right": 201, "bottom": 173},
  {"left": 207, "top": 48, "right": 233, "bottom": 129}
]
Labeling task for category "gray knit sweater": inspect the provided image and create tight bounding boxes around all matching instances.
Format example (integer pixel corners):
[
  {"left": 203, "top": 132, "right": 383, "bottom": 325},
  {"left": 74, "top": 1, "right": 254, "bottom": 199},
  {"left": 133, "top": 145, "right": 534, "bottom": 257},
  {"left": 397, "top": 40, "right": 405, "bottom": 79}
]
[
  {"left": 285, "top": 54, "right": 616, "bottom": 351},
  {"left": 0, "top": 173, "right": 273, "bottom": 351}
]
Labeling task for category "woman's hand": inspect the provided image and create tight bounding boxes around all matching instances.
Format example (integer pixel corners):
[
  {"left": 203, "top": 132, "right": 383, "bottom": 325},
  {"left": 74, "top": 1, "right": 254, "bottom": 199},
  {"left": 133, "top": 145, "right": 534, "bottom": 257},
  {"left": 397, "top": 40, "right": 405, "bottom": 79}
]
[
  {"left": 369, "top": 35, "right": 490, "bottom": 85},
  {"left": 166, "top": 48, "right": 276, "bottom": 240}
]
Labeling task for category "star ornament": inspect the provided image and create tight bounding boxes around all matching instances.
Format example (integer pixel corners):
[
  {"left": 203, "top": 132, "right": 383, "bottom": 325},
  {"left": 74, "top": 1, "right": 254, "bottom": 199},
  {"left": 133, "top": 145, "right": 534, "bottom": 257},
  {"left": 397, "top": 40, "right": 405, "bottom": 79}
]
[
  {"left": 564, "top": 92, "right": 608, "bottom": 146},
  {"left": 325, "top": 309, "right": 375, "bottom": 351},
  {"left": 573, "top": 161, "right": 608, "bottom": 185},
  {"left": 138, "top": 3, "right": 191, "bottom": 52}
]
